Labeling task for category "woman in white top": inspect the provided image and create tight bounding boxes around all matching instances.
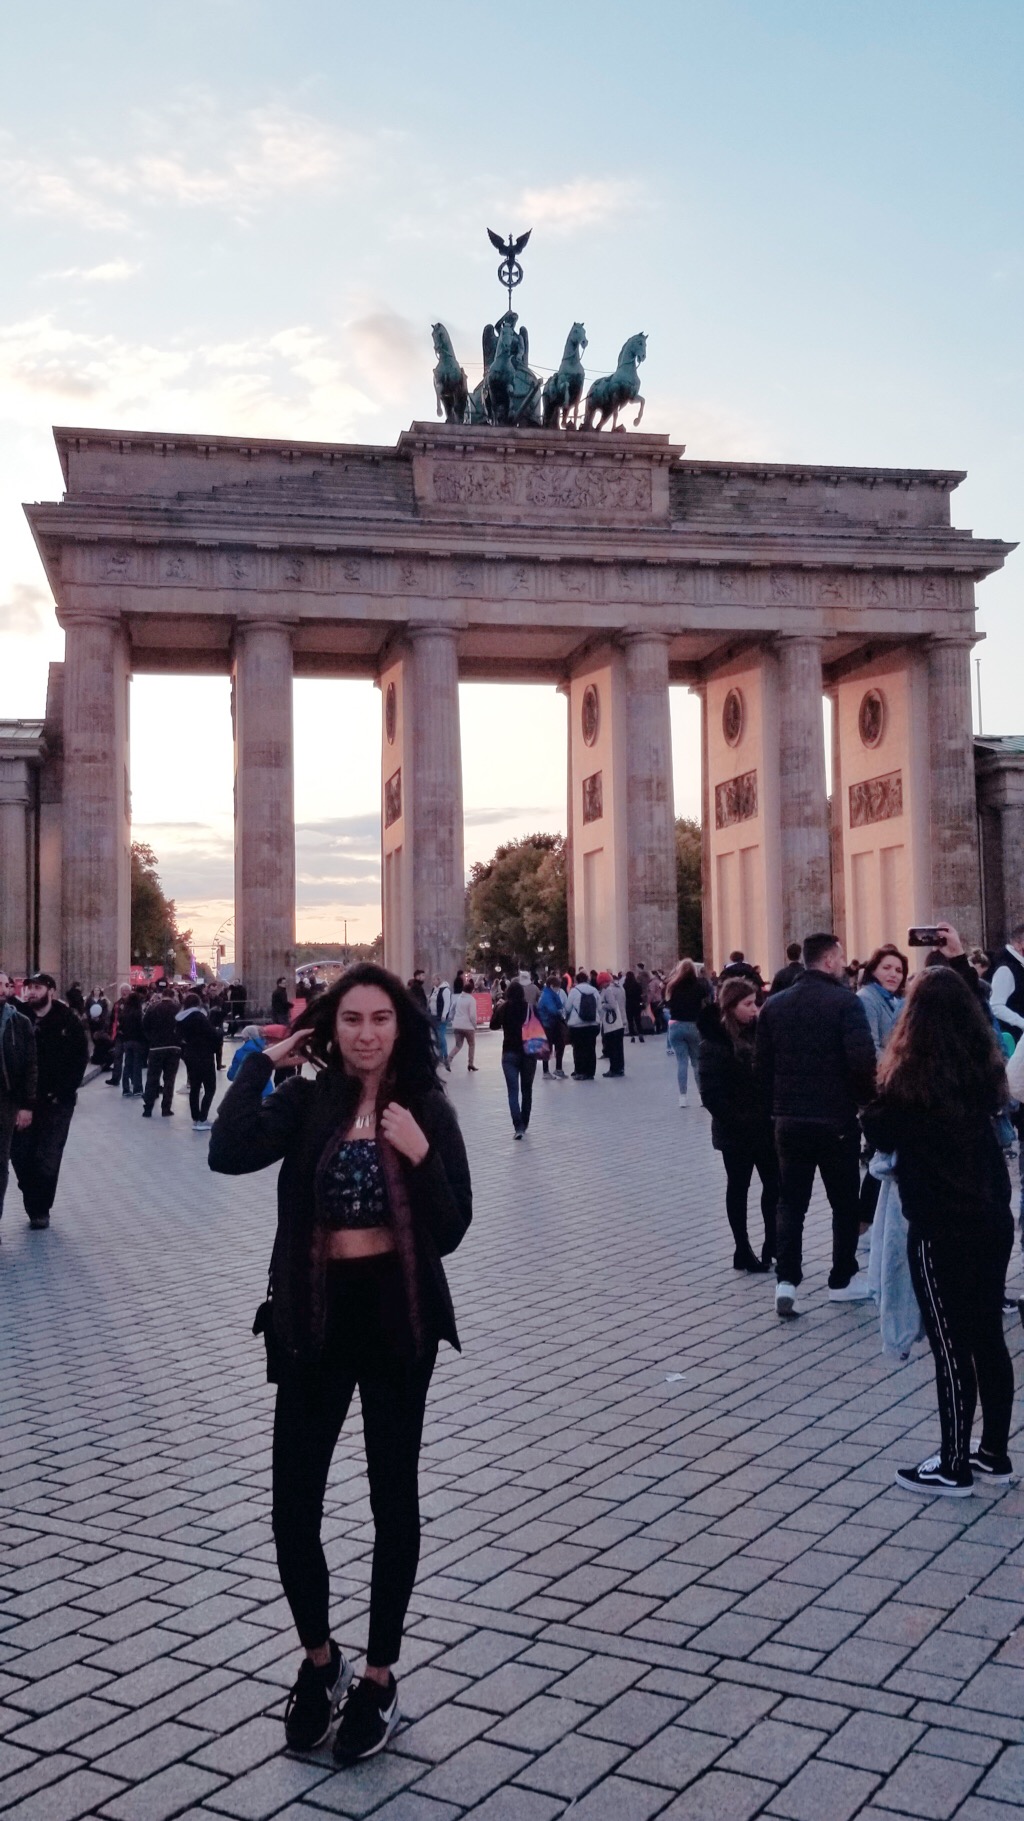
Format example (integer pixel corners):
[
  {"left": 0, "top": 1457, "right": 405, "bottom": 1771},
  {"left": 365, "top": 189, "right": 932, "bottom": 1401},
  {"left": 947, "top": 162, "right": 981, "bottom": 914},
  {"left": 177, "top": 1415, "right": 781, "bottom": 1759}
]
[{"left": 449, "top": 973, "right": 479, "bottom": 1071}]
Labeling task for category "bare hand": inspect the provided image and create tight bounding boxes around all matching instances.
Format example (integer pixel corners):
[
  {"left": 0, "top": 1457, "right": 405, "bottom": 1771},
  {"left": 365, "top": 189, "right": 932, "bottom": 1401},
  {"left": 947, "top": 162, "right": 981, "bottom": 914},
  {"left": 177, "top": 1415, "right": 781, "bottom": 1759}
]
[
  {"left": 935, "top": 922, "right": 964, "bottom": 958},
  {"left": 379, "top": 1102, "right": 429, "bottom": 1165},
  {"left": 262, "top": 1029, "right": 311, "bottom": 1068},
  {"left": 14, "top": 1109, "right": 32, "bottom": 1132}
]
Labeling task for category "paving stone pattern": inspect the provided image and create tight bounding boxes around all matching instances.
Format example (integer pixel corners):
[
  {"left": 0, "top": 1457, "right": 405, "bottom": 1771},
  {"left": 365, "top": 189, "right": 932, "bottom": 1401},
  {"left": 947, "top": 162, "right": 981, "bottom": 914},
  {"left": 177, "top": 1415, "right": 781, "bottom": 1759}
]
[{"left": 2, "top": 1038, "right": 1024, "bottom": 1820}]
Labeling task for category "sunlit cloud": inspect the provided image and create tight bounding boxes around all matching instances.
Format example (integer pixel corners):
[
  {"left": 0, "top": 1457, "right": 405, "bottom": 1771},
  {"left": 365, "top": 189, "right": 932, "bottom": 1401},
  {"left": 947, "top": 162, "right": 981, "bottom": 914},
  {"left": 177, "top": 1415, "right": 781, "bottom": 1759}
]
[
  {"left": 0, "top": 101, "right": 384, "bottom": 230},
  {"left": 0, "top": 580, "right": 50, "bottom": 634},
  {"left": 50, "top": 259, "right": 141, "bottom": 284},
  {"left": 516, "top": 178, "right": 643, "bottom": 232}
]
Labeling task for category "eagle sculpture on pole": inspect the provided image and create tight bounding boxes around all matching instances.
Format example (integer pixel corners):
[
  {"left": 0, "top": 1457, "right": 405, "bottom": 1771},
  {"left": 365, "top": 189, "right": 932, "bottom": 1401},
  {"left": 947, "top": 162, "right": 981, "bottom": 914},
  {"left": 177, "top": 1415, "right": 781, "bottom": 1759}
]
[{"left": 488, "top": 228, "right": 531, "bottom": 311}]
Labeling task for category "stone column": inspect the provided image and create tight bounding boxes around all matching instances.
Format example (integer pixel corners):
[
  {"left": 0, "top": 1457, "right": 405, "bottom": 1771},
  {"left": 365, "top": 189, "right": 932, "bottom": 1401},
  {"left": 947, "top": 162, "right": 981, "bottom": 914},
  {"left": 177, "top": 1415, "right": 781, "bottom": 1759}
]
[
  {"left": 928, "top": 636, "right": 982, "bottom": 938},
  {"left": 622, "top": 632, "right": 678, "bottom": 968},
  {"left": 407, "top": 627, "right": 464, "bottom": 981},
  {"left": 0, "top": 756, "right": 34, "bottom": 975},
  {"left": 61, "top": 615, "right": 131, "bottom": 992},
  {"left": 692, "top": 682, "right": 713, "bottom": 971},
  {"left": 557, "top": 682, "right": 576, "bottom": 967},
  {"left": 776, "top": 636, "right": 832, "bottom": 939},
  {"left": 825, "top": 685, "right": 847, "bottom": 951},
  {"left": 232, "top": 620, "right": 295, "bottom": 1015}
]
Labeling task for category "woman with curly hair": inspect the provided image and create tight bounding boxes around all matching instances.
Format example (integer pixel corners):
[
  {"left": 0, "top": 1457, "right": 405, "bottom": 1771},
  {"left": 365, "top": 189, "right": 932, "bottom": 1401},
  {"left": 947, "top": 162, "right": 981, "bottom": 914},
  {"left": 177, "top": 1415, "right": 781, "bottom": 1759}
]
[
  {"left": 209, "top": 965, "right": 472, "bottom": 1764},
  {"left": 862, "top": 962, "right": 1013, "bottom": 1497}
]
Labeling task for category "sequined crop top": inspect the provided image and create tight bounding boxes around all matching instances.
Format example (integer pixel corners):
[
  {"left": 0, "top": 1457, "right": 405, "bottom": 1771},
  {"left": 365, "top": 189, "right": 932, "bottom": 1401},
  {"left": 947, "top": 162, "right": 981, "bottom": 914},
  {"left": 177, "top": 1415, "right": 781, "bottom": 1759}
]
[{"left": 317, "top": 1140, "right": 388, "bottom": 1230}]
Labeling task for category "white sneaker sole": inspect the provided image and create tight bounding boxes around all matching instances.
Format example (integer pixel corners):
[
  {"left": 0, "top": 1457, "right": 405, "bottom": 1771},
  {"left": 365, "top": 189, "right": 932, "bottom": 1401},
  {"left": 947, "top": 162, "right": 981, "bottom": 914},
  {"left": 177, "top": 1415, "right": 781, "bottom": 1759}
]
[
  {"left": 775, "top": 1286, "right": 797, "bottom": 1319},
  {"left": 894, "top": 1471, "right": 973, "bottom": 1498},
  {"left": 285, "top": 1658, "right": 353, "bottom": 1754},
  {"left": 334, "top": 1697, "right": 400, "bottom": 1764},
  {"left": 828, "top": 1283, "right": 873, "bottom": 1302}
]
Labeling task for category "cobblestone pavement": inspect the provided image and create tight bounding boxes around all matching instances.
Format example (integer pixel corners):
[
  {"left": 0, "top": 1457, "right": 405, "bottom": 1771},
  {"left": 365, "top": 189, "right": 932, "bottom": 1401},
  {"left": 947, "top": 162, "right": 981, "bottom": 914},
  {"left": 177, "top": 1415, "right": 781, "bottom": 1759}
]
[{"left": 2, "top": 1036, "right": 1024, "bottom": 1821}]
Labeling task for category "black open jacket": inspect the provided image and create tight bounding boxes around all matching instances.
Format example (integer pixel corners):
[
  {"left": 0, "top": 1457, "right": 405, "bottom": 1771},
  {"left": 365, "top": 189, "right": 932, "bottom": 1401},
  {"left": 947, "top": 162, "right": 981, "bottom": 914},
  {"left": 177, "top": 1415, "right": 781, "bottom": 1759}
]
[
  {"left": 697, "top": 1005, "right": 773, "bottom": 1152},
  {"left": 208, "top": 1053, "right": 472, "bottom": 1368}
]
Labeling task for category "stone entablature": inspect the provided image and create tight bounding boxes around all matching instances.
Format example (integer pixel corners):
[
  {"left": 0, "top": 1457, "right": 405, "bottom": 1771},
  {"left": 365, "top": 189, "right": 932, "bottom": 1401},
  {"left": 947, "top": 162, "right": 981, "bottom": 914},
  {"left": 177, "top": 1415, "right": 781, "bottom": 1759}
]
[{"left": 28, "top": 425, "right": 1004, "bottom": 687}]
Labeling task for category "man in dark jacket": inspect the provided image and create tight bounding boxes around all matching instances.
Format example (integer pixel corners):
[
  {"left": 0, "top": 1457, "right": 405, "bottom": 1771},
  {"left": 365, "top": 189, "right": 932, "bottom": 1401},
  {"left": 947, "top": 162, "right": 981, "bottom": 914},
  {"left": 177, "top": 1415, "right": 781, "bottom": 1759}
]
[
  {"left": 10, "top": 973, "right": 87, "bottom": 1230},
  {"left": 270, "top": 977, "right": 292, "bottom": 1025},
  {"left": 769, "top": 943, "right": 805, "bottom": 995},
  {"left": 141, "top": 989, "right": 182, "bottom": 1117},
  {"left": 756, "top": 932, "right": 876, "bottom": 1318},
  {"left": 0, "top": 970, "right": 37, "bottom": 1230}
]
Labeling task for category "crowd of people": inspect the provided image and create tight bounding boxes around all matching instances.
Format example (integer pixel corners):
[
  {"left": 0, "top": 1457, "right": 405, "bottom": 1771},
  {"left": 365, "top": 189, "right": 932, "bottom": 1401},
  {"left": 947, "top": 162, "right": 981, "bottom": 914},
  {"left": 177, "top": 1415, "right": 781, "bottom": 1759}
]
[{"left": 2, "top": 916, "right": 1024, "bottom": 1767}]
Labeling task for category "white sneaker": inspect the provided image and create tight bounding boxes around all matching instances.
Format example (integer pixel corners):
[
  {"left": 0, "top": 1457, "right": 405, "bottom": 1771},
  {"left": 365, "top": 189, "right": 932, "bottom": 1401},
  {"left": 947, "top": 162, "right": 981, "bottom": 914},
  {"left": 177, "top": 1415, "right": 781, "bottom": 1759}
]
[
  {"left": 678, "top": 1092, "right": 689, "bottom": 1108},
  {"left": 192, "top": 1120, "right": 213, "bottom": 1132},
  {"left": 776, "top": 1281, "right": 797, "bottom": 1318},
  {"left": 828, "top": 1279, "right": 873, "bottom": 1302}
]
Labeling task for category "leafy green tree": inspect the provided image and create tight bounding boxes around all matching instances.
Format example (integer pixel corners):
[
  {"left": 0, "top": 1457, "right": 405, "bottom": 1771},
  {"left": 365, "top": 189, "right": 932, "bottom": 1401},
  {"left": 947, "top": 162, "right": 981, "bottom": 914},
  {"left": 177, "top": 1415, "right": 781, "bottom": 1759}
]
[
  {"left": 130, "top": 842, "right": 192, "bottom": 972},
  {"left": 676, "top": 816, "right": 704, "bottom": 961},
  {"left": 466, "top": 834, "right": 568, "bottom": 973}
]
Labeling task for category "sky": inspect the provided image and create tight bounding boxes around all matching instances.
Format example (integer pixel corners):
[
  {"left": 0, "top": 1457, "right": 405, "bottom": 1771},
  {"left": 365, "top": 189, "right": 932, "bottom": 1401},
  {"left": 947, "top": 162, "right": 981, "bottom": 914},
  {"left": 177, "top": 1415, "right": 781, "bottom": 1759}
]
[{"left": 2, "top": 0, "right": 1021, "bottom": 960}]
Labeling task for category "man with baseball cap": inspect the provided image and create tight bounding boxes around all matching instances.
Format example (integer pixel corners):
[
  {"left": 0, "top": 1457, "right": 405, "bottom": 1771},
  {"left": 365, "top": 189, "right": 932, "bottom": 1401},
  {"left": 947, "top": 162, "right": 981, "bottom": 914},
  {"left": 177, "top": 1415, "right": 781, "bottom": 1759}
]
[{"left": 11, "top": 973, "right": 88, "bottom": 1230}]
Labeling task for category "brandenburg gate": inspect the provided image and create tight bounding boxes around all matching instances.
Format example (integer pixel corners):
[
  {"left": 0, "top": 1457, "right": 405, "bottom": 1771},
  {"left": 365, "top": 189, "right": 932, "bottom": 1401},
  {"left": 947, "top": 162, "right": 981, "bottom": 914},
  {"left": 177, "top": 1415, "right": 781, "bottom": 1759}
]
[{"left": 20, "top": 420, "right": 1012, "bottom": 1009}]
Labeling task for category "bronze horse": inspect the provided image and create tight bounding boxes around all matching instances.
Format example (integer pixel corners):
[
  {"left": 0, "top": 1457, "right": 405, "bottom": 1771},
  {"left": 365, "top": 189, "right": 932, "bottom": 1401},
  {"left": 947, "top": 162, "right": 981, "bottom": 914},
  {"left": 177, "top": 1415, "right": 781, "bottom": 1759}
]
[
  {"left": 431, "top": 323, "right": 468, "bottom": 424},
  {"left": 583, "top": 332, "right": 647, "bottom": 431},
  {"left": 542, "top": 322, "right": 588, "bottom": 429}
]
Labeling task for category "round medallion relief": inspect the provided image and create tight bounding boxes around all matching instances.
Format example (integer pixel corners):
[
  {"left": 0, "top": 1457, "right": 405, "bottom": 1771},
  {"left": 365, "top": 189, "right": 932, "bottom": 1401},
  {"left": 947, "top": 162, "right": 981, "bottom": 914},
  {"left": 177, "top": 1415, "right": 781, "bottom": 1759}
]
[
  {"left": 581, "top": 684, "right": 600, "bottom": 747},
  {"left": 385, "top": 682, "right": 397, "bottom": 746},
  {"left": 858, "top": 687, "right": 886, "bottom": 749},
  {"left": 722, "top": 688, "right": 745, "bottom": 748}
]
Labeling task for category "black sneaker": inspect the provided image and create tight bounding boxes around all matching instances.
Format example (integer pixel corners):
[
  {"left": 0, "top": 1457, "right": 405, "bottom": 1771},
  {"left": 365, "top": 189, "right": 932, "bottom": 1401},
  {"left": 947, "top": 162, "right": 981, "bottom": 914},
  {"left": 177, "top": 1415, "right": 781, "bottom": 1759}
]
[
  {"left": 283, "top": 1642, "right": 351, "bottom": 1753},
  {"left": 895, "top": 1455, "right": 973, "bottom": 1498},
  {"left": 332, "top": 1674, "right": 400, "bottom": 1765},
  {"left": 969, "top": 1447, "right": 1014, "bottom": 1484}
]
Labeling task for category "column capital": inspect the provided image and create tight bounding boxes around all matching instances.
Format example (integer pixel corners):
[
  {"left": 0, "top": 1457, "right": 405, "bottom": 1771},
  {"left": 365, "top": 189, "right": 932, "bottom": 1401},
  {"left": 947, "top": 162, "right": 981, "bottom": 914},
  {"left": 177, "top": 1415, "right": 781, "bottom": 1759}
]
[
  {"left": 233, "top": 612, "right": 298, "bottom": 636},
  {"left": 616, "top": 627, "right": 671, "bottom": 650},
  {"left": 404, "top": 620, "right": 461, "bottom": 644},
  {"left": 927, "top": 631, "right": 982, "bottom": 653}
]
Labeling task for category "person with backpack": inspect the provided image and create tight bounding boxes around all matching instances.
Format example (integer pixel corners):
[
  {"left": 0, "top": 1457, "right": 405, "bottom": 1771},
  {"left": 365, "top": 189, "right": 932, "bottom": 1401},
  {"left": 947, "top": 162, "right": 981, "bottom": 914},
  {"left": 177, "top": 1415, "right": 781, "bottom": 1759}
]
[
  {"left": 448, "top": 975, "right": 479, "bottom": 1071},
  {"left": 565, "top": 970, "right": 601, "bottom": 1080},
  {"left": 598, "top": 972, "right": 627, "bottom": 1077},
  {"left": 501, "top": 979, "right": 536, "bottom": 1137},
  {"left": 538, "top": 974, "right": 568, "bottom": 1079}
]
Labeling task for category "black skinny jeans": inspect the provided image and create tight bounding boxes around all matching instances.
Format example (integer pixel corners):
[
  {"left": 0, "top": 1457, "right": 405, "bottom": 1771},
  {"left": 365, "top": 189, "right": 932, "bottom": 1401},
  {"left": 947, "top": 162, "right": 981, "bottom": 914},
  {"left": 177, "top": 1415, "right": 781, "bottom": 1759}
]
[
  {"left": 185, "top": 1056, "right": 217, "bottom": 1122},
  {"left": 721, "top": 1137, "right": 778, "bottom": 1258},
  {"left": 272, "top": 1257, "right": 436, "bottom": 1667},
  {"left": 774, "top": 1118, "right": 861, "bottom": 1288},
  {"left": 144, "top": 1047, "right": 180, "bottom": 1113},
  {"left": 908, "top": 1217, "right": 1014, "bottom": 1476},
  {"left": 569, "top": 1027, "right": 599, "bottom": 1079}
]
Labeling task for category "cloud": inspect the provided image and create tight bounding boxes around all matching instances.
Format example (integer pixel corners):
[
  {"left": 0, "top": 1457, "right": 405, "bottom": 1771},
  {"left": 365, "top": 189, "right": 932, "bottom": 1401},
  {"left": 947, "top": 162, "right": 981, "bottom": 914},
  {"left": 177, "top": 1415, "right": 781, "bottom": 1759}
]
[
  {"left": 0, "top": 581, "right": 50, "bottom": 634},
  {"left": 0, "top": 314, "right": 376, "bottom": 439},
  {"left": 51, "top": 259, "right": 140, "bottom": 284},
  {"left": 0, "top": 101, "right": 382, "bottom": 230},
  {"left": 347, "top": 310, "right": 421, "bottom": 403},
  {"left": 515, "top": 178, "right": 642, "bottom": 232},
  {"left": 463, "top": 806, "right": 561, "bottom": 827}
]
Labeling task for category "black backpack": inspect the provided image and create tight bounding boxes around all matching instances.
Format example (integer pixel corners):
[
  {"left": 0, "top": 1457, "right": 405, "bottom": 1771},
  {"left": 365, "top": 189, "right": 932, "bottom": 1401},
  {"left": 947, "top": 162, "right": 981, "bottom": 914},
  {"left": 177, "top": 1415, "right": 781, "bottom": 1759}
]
[{"left": 577, "top": 988, "right": 598, "bottom": 1024}]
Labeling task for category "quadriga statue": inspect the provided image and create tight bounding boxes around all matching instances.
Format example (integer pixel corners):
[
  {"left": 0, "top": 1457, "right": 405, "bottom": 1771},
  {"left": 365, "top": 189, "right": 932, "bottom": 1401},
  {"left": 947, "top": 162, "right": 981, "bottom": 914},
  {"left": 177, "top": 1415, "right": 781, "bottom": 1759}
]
[
  {"left": 431, "top": 323, "right": 469, "bottom": 424},
  {"left": 583, "top": 332, "right": 647, "bottom": 431},
  {"left": 468, "top": 310, "right": 543, "bottom": 427},
  {"left": 541, "top": 323, "right": 588, "bottom": 429}
]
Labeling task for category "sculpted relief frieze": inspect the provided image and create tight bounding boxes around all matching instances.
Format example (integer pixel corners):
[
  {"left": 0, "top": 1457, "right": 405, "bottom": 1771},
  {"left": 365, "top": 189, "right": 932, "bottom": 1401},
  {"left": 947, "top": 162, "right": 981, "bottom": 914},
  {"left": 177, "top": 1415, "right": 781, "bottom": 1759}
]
[{"left": 429, "top": 459, "right": 653, "bottom": 517}]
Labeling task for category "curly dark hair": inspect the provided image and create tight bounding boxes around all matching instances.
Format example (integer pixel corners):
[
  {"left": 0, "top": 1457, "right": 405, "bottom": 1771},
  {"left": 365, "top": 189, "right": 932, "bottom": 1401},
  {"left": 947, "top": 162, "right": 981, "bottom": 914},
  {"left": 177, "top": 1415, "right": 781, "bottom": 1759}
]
[
  {"left": 288, "top": 963, "right": 441, "bottom": 1101},
  {"left": 876, "top": 964, "right": 1006, "bottom": 1117}
]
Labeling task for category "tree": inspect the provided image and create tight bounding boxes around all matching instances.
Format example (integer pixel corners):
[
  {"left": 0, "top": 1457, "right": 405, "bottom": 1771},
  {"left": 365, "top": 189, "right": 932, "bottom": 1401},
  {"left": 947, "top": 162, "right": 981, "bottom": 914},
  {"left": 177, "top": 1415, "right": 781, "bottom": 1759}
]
[
  {"left": 466, "top": 834, "right": 568, "bottom": 972},
  {"left": 676, "top": 817, "right": 703, "bottom": 961},
  {"left": 130, "top": 842, "right": 192, "bottom": 973}
]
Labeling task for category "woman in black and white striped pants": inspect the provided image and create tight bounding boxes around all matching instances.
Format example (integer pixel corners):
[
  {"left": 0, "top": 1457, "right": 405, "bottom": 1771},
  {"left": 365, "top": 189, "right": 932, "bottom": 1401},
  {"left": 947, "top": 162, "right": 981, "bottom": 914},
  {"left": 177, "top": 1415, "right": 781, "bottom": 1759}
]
[{"left": 863, "top": 952, "right": 1015, "bottom": 1498}]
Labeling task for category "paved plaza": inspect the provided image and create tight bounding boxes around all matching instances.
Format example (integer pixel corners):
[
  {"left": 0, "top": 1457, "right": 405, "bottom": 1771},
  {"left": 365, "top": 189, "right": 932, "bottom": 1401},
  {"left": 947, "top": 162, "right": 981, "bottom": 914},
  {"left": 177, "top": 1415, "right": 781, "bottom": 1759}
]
[{"left": 2, "top": 1037, "right": 1024, "bottom": 1821}]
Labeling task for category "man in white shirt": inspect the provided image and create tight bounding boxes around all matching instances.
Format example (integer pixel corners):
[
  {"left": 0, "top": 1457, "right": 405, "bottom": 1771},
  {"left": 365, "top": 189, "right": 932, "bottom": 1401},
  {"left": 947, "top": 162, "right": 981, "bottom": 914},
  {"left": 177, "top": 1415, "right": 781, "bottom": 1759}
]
[{"left": 564, "top": 972, "right": 601, "bottom": 1080}]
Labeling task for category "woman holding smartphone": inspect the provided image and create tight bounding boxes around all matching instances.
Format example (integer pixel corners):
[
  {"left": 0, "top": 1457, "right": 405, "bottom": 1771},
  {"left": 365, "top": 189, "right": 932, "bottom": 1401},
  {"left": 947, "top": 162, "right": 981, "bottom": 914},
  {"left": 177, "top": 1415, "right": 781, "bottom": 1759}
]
[
  {"left": 209, "top": 966, "right": 472, "bottom": 1764},
  {"left": 862, "top": 962, "right": 1013, "bottom": 1496}
]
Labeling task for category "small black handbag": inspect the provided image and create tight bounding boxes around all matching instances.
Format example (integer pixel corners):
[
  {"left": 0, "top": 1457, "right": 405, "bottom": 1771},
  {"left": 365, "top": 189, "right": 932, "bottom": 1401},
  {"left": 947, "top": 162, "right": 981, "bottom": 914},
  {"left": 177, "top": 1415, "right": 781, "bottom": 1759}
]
[{"left": 252, "top": 1276, "right": 283, "bottom": 1384}]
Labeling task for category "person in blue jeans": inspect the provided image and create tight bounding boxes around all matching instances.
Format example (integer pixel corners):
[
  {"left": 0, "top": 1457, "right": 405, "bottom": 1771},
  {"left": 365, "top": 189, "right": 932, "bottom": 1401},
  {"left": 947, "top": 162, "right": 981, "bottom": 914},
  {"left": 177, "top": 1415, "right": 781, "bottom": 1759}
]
[
  {"left": 665, "top": 958, "right": 710, "bottom": 1107},
  {"left": 501, "top": 981, "right": 536, "bottom": 1138}
]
